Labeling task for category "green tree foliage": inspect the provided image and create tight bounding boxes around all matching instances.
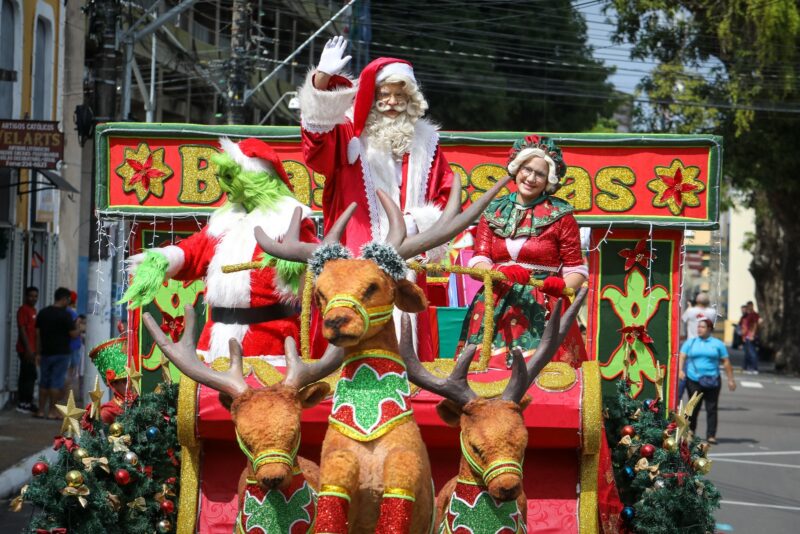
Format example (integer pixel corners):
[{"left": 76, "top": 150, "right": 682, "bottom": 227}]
[
  {"left": 369, "top": 0, "right": 619, "bottom": 131},
  {"left": 605, "top": 380, "right": 721, "bottom": 533},
  {"left": 23, "top": 384, "right": 180, "bottom": 534},
  {"left": 609, "top": 0, "right": 800, "bottom": 373}
]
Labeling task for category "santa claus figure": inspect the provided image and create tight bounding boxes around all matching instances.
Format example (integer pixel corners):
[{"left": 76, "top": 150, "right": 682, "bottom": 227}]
[
  {"left": 299, "top": 36, "right": 453, "bottom": 358},
  {"left": 121, "top": 138, "right": 316, "bottom": 362},
  {"left": 299, "top": 36, "right": 453, "bottom": 250}
]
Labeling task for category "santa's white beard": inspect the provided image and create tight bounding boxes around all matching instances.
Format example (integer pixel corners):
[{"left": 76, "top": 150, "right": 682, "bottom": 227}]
[{"left": 364, "top": 109, "right": 417, "bottom": 160}]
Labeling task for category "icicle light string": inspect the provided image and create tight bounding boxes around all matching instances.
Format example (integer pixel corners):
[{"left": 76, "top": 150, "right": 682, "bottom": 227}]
[{"left": 584, "top": 223, "right": 613, "bottom": 253}]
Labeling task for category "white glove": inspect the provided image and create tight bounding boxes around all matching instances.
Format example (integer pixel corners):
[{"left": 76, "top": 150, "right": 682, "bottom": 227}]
[
  {"left": 317, "top": 36, "right": 352, "bottom": 76},
  {"left": 403, "top": 214, "right": 419, "bottom": 236}
]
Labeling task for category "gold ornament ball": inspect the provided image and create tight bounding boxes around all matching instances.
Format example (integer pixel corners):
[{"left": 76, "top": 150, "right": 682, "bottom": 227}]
[
  {"left": 72, "top": 448, "right": 89, "bottom": 462},
  {"left": 662, "top": 429, "right": 672, "bottom": 440},
  {"left": 663, "top": 437, "right": 678, "bottom": 452},
  {"left": 157, "top": 519, "right": 172, "bottom": 533},
  {"left": 109, "top": 422, "right": 124, "bottom": 437},
  {"left": 65, "top": 470, "right": 84, "bottom": 487},
  {"left": 123, "top": 451, "right": 139, "bottom": 466},
  {"left": 693, "top": 457, "right": 712, "bottom": 474}
]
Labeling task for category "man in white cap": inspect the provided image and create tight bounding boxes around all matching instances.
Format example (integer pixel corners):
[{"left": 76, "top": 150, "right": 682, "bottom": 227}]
[{"left": 299, "top": 37, "right": 454, "bottom": 360}]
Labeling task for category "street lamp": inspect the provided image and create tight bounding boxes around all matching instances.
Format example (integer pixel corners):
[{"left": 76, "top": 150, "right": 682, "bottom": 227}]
[{"left": 259, "top": 91, "right": 299, "bottom": 125}]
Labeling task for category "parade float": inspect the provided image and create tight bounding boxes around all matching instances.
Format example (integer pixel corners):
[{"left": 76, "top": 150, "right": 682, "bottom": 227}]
[{"left": 88, "top": 123, "right": 720, "bottom": 533}]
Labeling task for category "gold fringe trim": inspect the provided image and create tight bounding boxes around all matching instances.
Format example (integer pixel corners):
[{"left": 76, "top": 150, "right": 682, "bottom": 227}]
[
  {"left": 383, "top": 487, "right": 416, "bottom": 501},
  {"left": 328, "top": 412, "right": 413, "bottom": 442},
  {"left": 301, "top": 268, "right": 314, "bottom": 360},
  {"left": 579, "top": 452, "right": 599, "bottom": 534},
  {"left": 177, "top": 368, "right": 198, "bottom": 449},
  {"left": 581, "top": 360, "right": 602, "bottom": 455},
  {"left": 535, "top": 362, "right": 578, "bottom": 392},
  {"left": 176, "top": 444, "right": 200, "bottom": 534}
]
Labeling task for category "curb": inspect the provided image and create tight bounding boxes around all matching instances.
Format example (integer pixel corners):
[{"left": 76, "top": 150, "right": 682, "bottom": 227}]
[{"left": 0, "top": 447, "right": 58, "bottom": 499}]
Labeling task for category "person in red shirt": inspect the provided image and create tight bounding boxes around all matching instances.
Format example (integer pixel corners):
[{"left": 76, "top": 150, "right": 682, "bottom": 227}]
[
  {"left": 16, "top": 286, "right": 39, "bottom": 413},
  {"left": 741, "top": 300, "right": 761, "bottom": 374}
]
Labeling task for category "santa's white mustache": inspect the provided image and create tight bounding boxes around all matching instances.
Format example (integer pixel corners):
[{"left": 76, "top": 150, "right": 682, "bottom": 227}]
[{"left": 375, "top": 100, "right": 408, "bottom": 113}]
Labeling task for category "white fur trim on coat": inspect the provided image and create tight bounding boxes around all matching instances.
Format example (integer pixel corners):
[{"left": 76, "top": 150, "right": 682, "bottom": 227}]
[
  {"left": 160, "top": 246, "right": 186, "bottom": 278},
  {"left": 218, "top": 137, "right": 275, "bottom": 175},
  {"left": 359, "top": 118, "right": 440, "bottom": 241},
  {"left": 208, "top": 322, "right": 250, "bottom": 362},
  {"left": 204, "top": 199, "right": 311, "bottom": 308},
  {"left": 299, "top": 70, "right": 358, "bottom": 134}
]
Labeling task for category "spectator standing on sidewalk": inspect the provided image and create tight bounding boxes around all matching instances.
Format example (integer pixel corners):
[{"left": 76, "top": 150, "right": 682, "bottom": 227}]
[
  {"left": 679, "top": 318, "right": 736, "bottom": 444},
  {"left": 64, "top": 292, "right": 85, "bottom": 403},
  {"left": 15, "top": 286, "right": 39, "bottom": 413},
  {"left": 741, "top": 301, "right": 761, "bottom": 374},
  {"left": 35, "top": 287, "right": 79, "bottom": 419}
]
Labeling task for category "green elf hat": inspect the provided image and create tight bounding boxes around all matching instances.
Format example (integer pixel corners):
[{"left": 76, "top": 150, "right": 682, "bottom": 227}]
[{"left": 89, "top": 336, "right": 129, "bottom": 386}]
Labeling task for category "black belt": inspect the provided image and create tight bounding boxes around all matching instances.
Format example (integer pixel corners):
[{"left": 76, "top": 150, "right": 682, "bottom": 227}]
[{"left": 210, "top": 304, "right": 298, "bottom": 325}]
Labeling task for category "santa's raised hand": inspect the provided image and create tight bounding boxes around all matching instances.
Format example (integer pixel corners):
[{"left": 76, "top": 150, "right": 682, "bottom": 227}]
[{"left": 316, "top": 36, "right": 351, "bottom": 76}]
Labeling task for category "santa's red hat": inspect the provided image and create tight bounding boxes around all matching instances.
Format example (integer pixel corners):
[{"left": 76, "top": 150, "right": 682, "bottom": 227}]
[
  {"left": 218, "top": 137, "right": 293, "bottom": 191},
  {"left": 352, "top": 57, "right": 415, "bottom": 138}
]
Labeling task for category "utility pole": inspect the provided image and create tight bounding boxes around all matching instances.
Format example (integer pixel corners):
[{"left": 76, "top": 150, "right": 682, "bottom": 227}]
[
  {"left": 226, "top": 0, "right": 251, "bottom": 125},
  {"left": 86, "top": 0, "right": 119, "bottom": 401}
]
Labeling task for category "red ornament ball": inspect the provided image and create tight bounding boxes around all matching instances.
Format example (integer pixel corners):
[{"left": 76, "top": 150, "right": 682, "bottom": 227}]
[
  {"left": 640, "top": 443, "right": 656, "bottom": 459},
  {"left": 32, "top": 462, "right": 48, "bottom": 476},
  {"left": 621, "top": 425, "right": 636, "bottom": 438},
  {"left": 115, "top": 468, "right": 131, "bottom": 486},
  {"left": 160, "top": 499, "right": 175, "bottom": 514}
]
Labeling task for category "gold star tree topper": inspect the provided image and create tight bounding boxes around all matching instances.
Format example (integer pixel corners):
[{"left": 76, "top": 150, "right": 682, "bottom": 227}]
[
  {"left": 56, "top": 390, "right": 87, "bottom": 437},
  {"left": 88, "top": 375, "right": 104, "bottom": 420}
]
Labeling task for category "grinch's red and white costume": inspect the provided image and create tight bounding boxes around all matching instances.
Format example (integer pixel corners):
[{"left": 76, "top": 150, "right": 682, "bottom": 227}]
[
  {"left": 139, "top": 139, "right": 317, "bottom": 362},
  {"left": 298, "top": 58, "right": 453, "bottom": 252}
]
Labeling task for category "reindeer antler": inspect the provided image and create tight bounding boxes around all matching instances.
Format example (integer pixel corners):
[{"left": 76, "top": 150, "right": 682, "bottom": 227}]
[
  {"left": 378, "top": 174, "right": 513, "bottom": 259},
  {"left": 254, "top": 202, "right": 358, "bottom": 263},
  {"left": 143, "top": 305, "right": 249, "bottom": 399},
  {"left": 399, "top": 314, "right": 477, "bottom": 406},
  {"left": 502, "top": 287, "right": 589, "bottom": 402},
  {"left": 283, "top": 338, "right": 343, "bottom": 389}
]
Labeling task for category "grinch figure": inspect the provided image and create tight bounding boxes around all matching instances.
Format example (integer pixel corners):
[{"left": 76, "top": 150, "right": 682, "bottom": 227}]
[
  {"left": 121, "top": 138, "right": 317, "bottom": 361},
  {"left": 87, "top": 335, "right": 137, "bottom": 424}
]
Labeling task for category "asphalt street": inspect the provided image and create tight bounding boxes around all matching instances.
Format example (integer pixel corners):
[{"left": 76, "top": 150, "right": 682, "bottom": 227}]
[
  {"left": 704, "top": 372, "right": 800, "bottom": 533},
  {"left": 1, "top": 371, "right": 797, "bottom": 532}
]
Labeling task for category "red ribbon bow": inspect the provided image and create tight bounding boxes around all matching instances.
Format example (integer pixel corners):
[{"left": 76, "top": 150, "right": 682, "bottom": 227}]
[
  {"left": 663, "top": 471, "right": 688, "bottom": 486},
  {"left": 619, "top": 325, "right": 654, "bottom": 345},
  {"left": 53, "top": 436, "right": 77, "bottom": 452},
  {"left": 160, "top": 312, "right": 185, "bottom": 342}
]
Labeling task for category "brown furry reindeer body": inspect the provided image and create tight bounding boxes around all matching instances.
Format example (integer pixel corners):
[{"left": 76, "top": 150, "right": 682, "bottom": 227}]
[
  {"left": 399, "top": 289, "right": 587, "bottom": 534},
  {"left": 254, "top": 175, "right": 510, "bottom": 534},
  {"left": 143, "top": 310, "right": 343, "bottom": 534}
]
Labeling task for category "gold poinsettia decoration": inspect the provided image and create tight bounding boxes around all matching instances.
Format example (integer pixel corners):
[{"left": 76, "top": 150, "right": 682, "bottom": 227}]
[
  {"left": 647, "top": 159, "right": 705, "bottom": 215},
  {"left": 115, "top": 143, "right": 173, "bottom": 203}
]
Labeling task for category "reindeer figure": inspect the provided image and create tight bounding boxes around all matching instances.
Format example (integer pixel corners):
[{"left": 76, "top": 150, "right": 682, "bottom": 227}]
[
  {"left": 142, "top": 307, "right": 343, "bottom": 534},
  {"left": 399, "top": 288, "right": 587, "bottom": 534},
  {"left": 254, "top": 175, "right": 511, "bottom": 533}
]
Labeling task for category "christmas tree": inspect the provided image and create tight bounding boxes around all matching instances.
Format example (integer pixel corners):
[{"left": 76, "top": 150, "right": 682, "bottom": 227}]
[
  {"left": 15, "top": 381, "right": 180, "bottom": 534},
  {"left": 605, "top": 378, "right": 721, "bottom": 533}
]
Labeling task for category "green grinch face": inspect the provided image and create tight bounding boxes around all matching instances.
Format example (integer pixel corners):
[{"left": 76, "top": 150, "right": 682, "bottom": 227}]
[{"left": 211, "top": 151, "right": 291, "bottom": 213}]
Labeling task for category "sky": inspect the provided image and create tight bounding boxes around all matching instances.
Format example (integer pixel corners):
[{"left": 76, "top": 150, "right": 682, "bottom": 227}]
[{"left": 577, "top": 0, "right": 648, "bottom": 95}]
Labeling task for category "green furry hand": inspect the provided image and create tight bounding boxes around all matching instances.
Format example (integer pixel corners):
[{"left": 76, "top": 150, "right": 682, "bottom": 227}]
[
  {"left": 258, "top": 252, "right": 306, "bottom": 294},
  {"left": 119, "top": 250, "right": 170, "bottom": 308}
]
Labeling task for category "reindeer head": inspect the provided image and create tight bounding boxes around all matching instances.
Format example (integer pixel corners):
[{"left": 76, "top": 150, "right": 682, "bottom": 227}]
[
  {"left": 254, "top": 174, "right": 512, "bottom": 349},
  {"left": 143, "top": 306, "right": 342, "bottom": 490},
  {"left": 400, "top": 288, "right": 587, "bottom": 501}
]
